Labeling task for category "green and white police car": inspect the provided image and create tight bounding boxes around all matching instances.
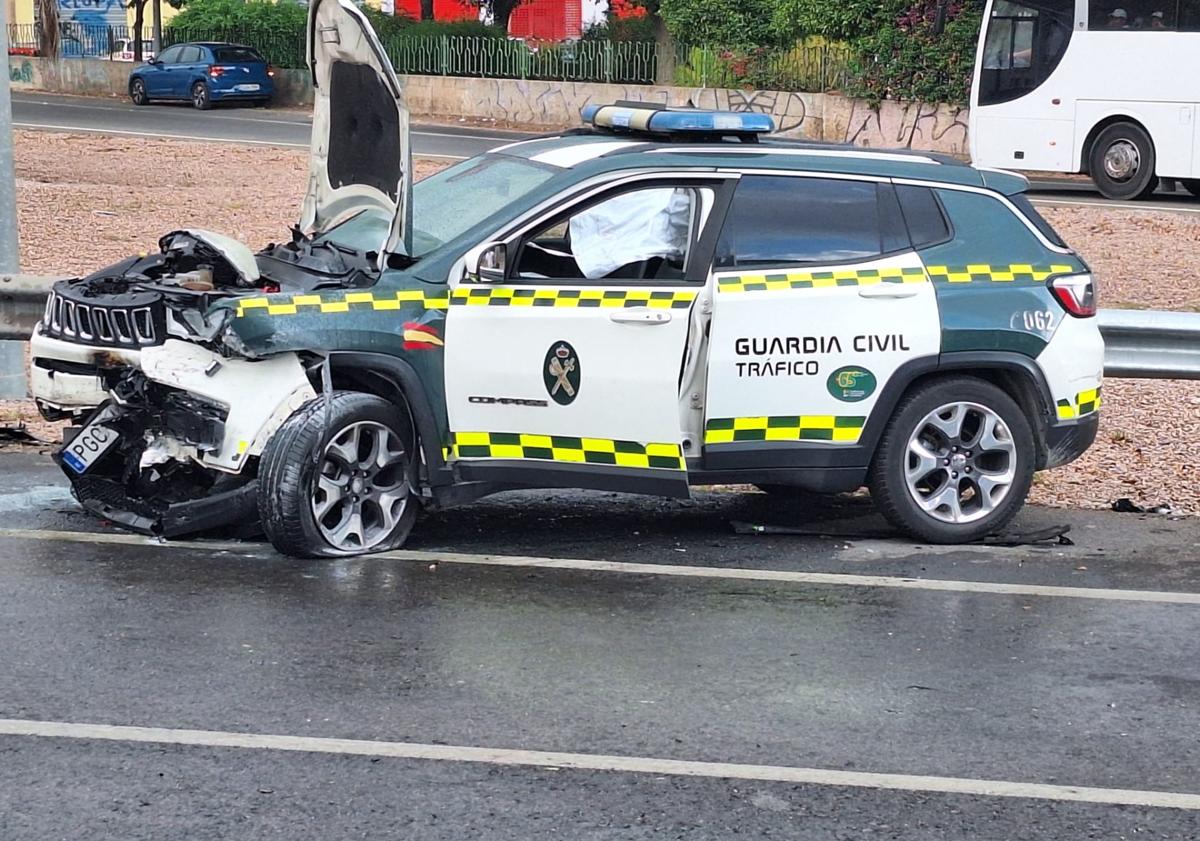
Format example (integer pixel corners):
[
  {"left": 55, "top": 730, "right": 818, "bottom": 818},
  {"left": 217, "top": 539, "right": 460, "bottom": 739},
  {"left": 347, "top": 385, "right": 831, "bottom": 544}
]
[{"left": 30, "top": 0, "right": 1102, "bottom": 556}]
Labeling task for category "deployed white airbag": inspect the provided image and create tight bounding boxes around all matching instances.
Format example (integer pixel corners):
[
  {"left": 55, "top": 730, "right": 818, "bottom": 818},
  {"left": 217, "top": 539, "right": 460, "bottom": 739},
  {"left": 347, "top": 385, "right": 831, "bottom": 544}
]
[{"left": 568, "top": 187, "right": 691, "bottom": 279}]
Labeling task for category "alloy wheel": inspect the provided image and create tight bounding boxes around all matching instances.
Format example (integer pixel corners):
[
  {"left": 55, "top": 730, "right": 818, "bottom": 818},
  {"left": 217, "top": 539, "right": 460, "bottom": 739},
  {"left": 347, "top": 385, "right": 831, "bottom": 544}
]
[
  {"left": 310, "top": 421, "right": 411, "bottom": 552},
  {"left": 904, "top": 401, "right": 1017, "bottom": 525}
]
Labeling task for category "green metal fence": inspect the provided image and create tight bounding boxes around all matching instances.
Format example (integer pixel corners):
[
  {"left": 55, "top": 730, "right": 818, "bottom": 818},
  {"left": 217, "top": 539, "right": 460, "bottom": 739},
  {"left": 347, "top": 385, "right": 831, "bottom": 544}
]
[
  {"left": 671, "top": 43, "right": 852, "bottom": 92},
  {"left": 155, "top": 27, "right": 852, "bottom": 92},
  {"left": 386, "top": 36, "right": 662, "bottom": 84},
  {"left": 161, "top": 27, "right": 307, "bottom": 69}
]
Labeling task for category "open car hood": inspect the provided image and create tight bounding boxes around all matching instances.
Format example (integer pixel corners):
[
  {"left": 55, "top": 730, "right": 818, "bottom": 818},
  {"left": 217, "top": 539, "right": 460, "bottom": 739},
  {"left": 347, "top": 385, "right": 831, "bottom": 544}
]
[{"left": 300, "top": 0, "right": 411, "bottom": 258}]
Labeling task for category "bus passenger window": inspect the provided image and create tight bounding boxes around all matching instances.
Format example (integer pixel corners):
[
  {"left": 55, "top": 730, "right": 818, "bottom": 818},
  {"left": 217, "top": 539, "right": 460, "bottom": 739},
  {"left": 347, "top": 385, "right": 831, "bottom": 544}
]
[{"left": 1180, "top": 0, "right": 1200, "bottom": 30}]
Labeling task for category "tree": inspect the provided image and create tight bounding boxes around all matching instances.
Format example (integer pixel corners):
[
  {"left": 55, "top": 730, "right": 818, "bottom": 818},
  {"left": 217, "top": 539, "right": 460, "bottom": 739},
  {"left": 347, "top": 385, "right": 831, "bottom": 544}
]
[
  {"left": 657, "top": 0, "right": 782, "bottom": 47},
  {"left": 35, "top": 0, "right": 59, "bottom": 58},
  {"left": 128, "top": 0, "right": 149, "bottom": 61}
]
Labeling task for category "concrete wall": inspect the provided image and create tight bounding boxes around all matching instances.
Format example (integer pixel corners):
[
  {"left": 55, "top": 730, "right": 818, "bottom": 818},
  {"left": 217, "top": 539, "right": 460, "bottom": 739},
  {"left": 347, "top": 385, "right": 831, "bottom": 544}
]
[{"left": 8, "top": 55, "right": 970, "bottom": 155}]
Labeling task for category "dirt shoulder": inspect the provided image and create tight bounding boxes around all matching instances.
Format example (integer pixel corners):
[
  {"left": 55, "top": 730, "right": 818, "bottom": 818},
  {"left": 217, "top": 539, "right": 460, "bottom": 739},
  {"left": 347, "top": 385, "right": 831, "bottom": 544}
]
[{"left": 9, "top": 130, "right": 1199, "bottom": 514}]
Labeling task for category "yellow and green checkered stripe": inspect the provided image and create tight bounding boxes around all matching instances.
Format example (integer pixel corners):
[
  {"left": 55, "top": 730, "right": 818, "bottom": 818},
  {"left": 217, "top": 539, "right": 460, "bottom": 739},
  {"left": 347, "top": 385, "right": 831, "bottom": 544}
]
[
  {"left": 235, "top": 289, "right": 449, "bottom": 317},
  {"left": 1056, "top": 386, "right": 1102, "bottom": 420},
  {"left": 447, "top": 432, "right": 685, "bottom": 470},
  {"left": 716, "top": 266, "right": 926, "bottom": 293},
  {"left": 926, "top": 264, "right": 1076, "bottom": 284},
  {"left": 450, "top": 287, "right": 697, "bottom": 309},
  {"left": 705, "top": 415, "right": 866, "bottom": 444}
]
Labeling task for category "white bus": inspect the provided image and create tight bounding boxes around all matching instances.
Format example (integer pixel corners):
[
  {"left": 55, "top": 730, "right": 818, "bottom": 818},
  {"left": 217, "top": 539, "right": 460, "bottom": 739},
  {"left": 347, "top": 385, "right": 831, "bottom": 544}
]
[{"left": 969, "top": 0, "right": 1200, "bottom": 199}]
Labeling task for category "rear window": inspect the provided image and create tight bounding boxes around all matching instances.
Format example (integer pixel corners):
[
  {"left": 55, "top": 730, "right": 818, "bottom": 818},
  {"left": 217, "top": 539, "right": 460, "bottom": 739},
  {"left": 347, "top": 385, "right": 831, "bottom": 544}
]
[
  {"left": 1009, "top": 193, "right": 1068, "bottom": 248},
  {"left": 214, "top": 47, "right": 264, "bottom": 63},
  {"left": 896, "top": 185, "right": 951, "bottom": 249}
]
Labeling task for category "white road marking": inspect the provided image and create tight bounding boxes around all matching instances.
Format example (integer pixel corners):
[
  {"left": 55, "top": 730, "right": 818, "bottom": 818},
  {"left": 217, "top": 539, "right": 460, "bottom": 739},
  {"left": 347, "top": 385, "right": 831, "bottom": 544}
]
[
  {"left": 1031, "top": 197, "right": 1200, "bottom": 215},
  {"left": 3, "top": 527, "right": 1199, "bottom": 606},
  {"left": 1, "top": 717, "right": 1197, "bottom": 810},
  {"left": 15, "top": 121, "right": 310, "bottom": 148},
  {"left": 15, "top": 97, "right": 313, "bottom": 126},
  {"left": 12, "top": 123, "right": 470, "bottom": 159}
]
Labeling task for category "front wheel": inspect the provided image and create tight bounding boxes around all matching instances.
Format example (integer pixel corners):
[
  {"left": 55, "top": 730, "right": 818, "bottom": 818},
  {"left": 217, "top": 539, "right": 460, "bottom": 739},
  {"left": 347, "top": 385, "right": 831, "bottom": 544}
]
[
  {"left": 1089, "top": 122, "right": 1157, "bottom": 200},
  {"left": 191, "top": 81, "right": 212, "bottom": 110},
  {"left": 129, "top": 78, "right": 149, "bottom": 106},
  {"left": 259, "top": 392, "right": 419, "bottom": 558},
  {"left": 867, "top": 378, "right": 1035, "bottom": 544}
]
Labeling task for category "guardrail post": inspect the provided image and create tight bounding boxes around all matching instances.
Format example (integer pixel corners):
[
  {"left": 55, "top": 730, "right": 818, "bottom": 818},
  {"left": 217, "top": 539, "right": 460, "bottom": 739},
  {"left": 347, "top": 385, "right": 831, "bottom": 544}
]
[{"left": 0, "top": 3, "right": 26, "bottom": 398}]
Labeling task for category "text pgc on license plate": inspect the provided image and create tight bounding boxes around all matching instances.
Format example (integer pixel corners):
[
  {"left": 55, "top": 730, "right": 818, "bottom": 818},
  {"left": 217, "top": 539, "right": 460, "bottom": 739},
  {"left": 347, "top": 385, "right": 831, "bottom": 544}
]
[{"left": 61, "top": 422, "right": 120, "bottom": 474}]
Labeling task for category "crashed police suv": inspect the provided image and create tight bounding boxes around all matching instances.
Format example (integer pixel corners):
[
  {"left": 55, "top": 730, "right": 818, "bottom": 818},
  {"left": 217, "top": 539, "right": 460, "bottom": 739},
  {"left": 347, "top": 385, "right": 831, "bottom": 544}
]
[{"left": 29, "top": 0, "right": 1103, "bottom": 557}]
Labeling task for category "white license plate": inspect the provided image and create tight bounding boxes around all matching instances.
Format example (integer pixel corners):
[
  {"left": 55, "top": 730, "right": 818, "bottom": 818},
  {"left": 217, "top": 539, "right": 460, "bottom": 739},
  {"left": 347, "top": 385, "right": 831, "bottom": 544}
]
[
  {"left": 61, "top": 417, "right": 120, "bottom": 474},
  {"left": 236, "top": 83, "right": 260, "bottom": 92}
]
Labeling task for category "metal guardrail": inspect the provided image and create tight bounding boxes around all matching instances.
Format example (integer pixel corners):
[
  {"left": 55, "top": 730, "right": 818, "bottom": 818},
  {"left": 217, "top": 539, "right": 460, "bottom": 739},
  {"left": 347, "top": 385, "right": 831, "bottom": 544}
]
[
  {"left": 0, "top": 274, "right": 59, "bottom": 341},
  {"left": 1096, "top": 308, "right": 1200, "bottom": 380},
  {"left": 1, "top": 279, "right": 1198, "bottom": 379}
]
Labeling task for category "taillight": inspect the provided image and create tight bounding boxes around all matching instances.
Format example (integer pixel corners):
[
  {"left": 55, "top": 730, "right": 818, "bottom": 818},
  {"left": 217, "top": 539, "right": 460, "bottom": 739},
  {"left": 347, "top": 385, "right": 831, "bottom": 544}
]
[
  {"left": 209, "top": 65, "right": 228, "bottom": 78},
  {"left": 267, "top": 64, "right": 275, "bottom": 77},
  {"left": 1049, "top": 273, "right": 1097, "bottom": 317}
]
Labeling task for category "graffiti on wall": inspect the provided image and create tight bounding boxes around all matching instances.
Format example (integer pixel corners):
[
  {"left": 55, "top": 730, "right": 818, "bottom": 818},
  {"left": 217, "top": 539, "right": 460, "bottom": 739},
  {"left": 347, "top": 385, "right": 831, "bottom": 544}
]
[
  {"left": 9, "top": 61, "right": 34, "bottom": 84},
  {"left": 457, "top": 77, "right": 969, "bottom": 156},
  {"left": 842, "top": 99, "right": 969, "bottom": 154},
  {"left": 58, "top": 0, "right": 126, "bottom": 27}
]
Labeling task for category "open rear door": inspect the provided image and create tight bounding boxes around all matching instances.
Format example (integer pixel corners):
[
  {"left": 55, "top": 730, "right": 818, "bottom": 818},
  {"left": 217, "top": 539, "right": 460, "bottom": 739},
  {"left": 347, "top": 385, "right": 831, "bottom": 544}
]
[{"left": 300, "top": 0, "right": 411, "bottom": 257}]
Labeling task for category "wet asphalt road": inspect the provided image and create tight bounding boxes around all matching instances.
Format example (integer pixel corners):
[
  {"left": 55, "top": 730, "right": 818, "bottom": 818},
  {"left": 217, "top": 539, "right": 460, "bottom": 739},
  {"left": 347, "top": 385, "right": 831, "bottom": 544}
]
[
  {"left": 14, "top": 92, "right": 1200, "bottom": 216},
  {"left": 1, "top": 450, "right": 1200, "bottom": 838}
]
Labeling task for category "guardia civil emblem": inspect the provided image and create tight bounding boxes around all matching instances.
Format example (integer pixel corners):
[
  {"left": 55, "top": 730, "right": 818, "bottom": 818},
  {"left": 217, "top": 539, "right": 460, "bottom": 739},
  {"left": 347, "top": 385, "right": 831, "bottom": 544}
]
[{"left": 544, "top": 341, "right": 581, "bottom": 405}]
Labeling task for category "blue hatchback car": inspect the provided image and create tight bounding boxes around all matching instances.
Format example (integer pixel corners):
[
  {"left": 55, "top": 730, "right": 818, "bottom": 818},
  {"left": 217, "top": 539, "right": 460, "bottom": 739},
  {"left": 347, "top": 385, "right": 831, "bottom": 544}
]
[{"left": 129, "top": 42, "right": 274, "bottom": 110}]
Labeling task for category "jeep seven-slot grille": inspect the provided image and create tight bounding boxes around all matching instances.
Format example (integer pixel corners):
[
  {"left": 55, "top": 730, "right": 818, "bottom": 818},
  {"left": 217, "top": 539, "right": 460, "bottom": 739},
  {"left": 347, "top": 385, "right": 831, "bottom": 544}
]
[{"left": 41, "top": 287, "right": 166, "bottom": 348}]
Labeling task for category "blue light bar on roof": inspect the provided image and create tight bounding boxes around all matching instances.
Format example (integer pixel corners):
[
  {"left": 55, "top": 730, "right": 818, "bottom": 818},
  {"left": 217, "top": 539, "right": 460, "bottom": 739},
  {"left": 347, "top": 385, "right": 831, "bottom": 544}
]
[{"left": 581, "top": 103, "right": 775, "bottom": 136}]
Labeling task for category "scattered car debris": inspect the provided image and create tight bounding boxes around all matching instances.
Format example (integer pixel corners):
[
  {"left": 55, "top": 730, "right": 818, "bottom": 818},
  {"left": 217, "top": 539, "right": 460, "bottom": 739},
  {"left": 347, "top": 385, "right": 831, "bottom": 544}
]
[
  {"left": 730, "top": 520, "right": 1074, "bottom": 546},
  {"left": 1111, "top": 497, "right": 1173, "bottom": 514}
]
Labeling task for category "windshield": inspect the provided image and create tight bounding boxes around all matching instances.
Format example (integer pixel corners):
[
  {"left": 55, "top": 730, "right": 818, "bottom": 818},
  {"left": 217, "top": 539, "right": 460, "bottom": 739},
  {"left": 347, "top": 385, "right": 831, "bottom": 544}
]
[{"left": 408, "top": 155, "right": 557, "bottom": 257}]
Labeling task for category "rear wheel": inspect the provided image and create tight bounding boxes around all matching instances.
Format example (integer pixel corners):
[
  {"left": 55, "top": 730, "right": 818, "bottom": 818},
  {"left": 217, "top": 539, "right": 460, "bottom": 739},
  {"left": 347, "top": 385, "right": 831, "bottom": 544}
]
[
  {"left": 129, "top": 77, "right": 148, "bottom": 106},
  {"left": 867, "top": 378, "right": 1035, "bottom": 543},
  {"left": 1089, "top": 122, "right": 1157, "bottom": 200},
  {"left": 259, "top": 392, "right": 419, "bottom": 558},
  {"left": 191, "top": 81, "right": 211, "bottom": 110}
]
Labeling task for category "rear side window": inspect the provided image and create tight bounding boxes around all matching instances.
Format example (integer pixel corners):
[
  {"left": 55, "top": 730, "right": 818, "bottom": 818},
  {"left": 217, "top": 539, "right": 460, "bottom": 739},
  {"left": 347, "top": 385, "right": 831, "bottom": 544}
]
[
  {"left": 716, "top": 175, "right": 909, "bottom": 268},
  {"left": 896, "top": 185, "right": 951, "bottom": 249},
  {"left": 177, "top": 46, "right": 202, "bottom": 63},
  {"left": 1009, "top": 193, "right": 1068, "bottom": 248},
  {"left": 214, "top": 47, "right": 264, "bottom": 63}
]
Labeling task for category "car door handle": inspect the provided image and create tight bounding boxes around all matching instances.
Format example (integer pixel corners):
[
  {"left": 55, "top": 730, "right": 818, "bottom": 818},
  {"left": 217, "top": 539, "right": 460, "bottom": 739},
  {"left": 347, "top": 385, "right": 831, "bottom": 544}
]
[
  {"left": 858, "top": 285, "right": 919, "bottom": 299},
  {"left": 609, "top": 308, "right": 672, "bottom": 325}
]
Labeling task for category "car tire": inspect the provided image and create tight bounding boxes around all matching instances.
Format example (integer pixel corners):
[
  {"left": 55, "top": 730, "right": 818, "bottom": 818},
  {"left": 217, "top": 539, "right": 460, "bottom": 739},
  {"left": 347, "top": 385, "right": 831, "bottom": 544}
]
[
  {"left": 191, "top": 81, "right": 212, "bottom": 110},
  {"left": 1182, "top": 179, "right": 1200, "bottom": 198},
  {"left": 129, "top": 78, "right": 149, "bottom": 106},
  {"left": 1089, "top": 122, "right": 1157, "bottom": 200},
  {"left": 258, "top": 391, "right": 419, "bottom": 558},
  {"left": 867, "top": 377, "right": 1035, "bottom": 544}
]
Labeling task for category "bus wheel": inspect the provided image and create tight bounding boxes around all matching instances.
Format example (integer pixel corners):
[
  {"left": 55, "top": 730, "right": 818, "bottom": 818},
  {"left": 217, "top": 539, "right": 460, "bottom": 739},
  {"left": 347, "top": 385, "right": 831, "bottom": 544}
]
[
  {"left": 1089, "top": 122, "right": 1157, "bottom": 201},
  {"left": 1181, "top": 179, "right": 1200, "bottom": 199}
]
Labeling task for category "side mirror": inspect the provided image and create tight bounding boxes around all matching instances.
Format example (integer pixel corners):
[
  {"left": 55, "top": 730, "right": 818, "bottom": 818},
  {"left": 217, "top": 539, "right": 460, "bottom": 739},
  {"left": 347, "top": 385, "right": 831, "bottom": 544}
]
[{"left": 470, "top": 242, "right": 507, "bottom": 283}]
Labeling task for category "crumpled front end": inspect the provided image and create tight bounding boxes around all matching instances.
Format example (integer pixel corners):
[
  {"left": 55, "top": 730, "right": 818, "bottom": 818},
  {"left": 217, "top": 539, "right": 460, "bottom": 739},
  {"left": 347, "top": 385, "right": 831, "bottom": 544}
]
[{"left": 56, "top": 340, "right": 316, "bottom": 536}]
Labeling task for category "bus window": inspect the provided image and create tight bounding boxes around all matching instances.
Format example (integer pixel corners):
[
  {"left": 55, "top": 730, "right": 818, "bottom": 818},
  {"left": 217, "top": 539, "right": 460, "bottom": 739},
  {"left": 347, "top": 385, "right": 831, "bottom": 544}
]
[
  {"left": 1090, "top": 2, "right": 1178, "bottom": 29},
  {"left": 978, "top": 0, "right": 1074, "bottom": 106},
  {"left": 1181, "top": 0, "right": 1200, "bottom": 29}
]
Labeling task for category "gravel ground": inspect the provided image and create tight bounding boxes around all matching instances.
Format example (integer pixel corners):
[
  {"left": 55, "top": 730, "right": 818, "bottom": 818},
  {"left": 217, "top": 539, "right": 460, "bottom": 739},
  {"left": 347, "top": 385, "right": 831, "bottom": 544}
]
[{"left": 7, "top": 131, "right": 1199, "bottom": 514}]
